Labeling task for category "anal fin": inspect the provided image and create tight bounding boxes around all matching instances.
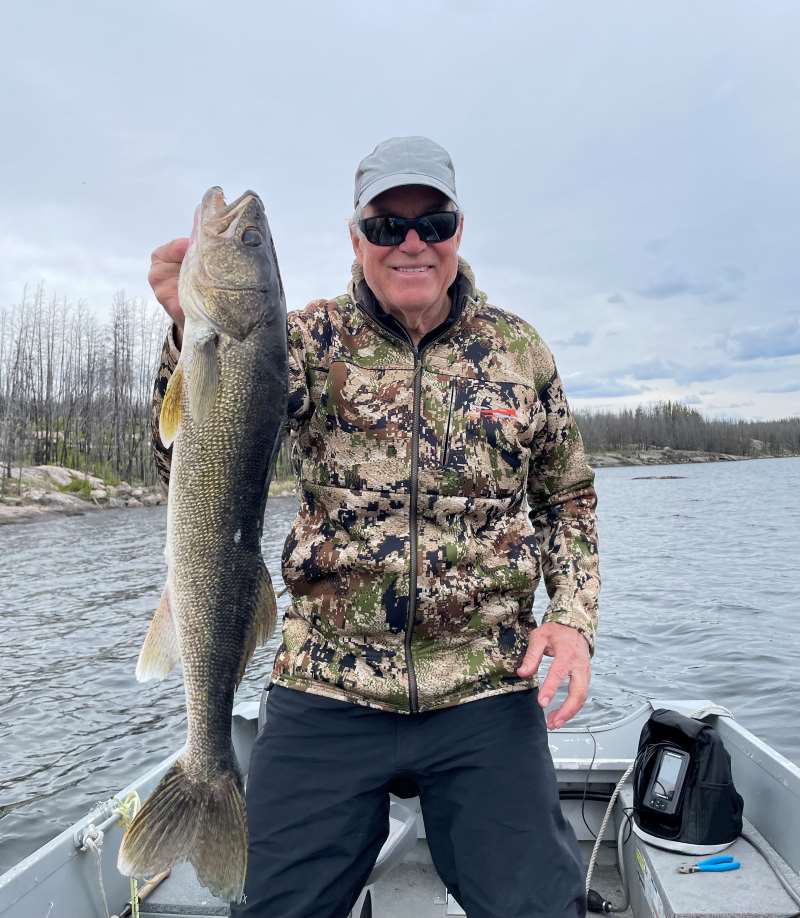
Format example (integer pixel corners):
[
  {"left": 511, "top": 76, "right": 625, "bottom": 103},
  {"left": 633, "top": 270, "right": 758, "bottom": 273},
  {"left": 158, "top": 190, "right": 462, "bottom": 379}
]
[{"left": 136, "top": 585, "right": 180, "bottom": 682}]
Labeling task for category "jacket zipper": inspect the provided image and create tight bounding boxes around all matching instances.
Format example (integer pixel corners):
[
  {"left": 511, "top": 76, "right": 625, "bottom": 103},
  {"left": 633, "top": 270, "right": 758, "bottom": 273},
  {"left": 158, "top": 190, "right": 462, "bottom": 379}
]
[
  {"left": 353, "top": 300, "right": 461, "bottom": 714},
  {"left": 406, "top": 353, "right": 423, "bottom": 712}
]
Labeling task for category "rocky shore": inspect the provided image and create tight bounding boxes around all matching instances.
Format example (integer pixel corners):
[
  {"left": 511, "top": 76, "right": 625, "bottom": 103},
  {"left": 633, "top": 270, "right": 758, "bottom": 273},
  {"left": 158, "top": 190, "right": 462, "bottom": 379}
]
[
  {"left": 0, "top": 465, "right": 165, "bottom": 525},
  {"left": 0, "top": 465, "right": 298, "bottom": 525},
  {"left": 586, "top": 446, "right": 746, "bottom": 468}
]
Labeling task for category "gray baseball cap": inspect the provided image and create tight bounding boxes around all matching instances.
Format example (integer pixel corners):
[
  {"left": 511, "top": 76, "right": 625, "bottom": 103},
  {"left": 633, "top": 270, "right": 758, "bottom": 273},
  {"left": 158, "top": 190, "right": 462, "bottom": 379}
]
[{"left": 354, "top": 136, "right": 459, "bottom": 210}]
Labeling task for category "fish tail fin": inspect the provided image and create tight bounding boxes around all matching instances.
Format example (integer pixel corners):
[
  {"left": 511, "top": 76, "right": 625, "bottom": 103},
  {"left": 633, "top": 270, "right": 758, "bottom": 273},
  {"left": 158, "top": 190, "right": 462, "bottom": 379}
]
[
  {"left": 117, "top": 759, "right": 247, "bottom": 903},
  {"left": 136, "top": 584, "right": 179, "bottom": 681},
  {"left": 236, "top": 560, "right": 278, "bottom": 686}
]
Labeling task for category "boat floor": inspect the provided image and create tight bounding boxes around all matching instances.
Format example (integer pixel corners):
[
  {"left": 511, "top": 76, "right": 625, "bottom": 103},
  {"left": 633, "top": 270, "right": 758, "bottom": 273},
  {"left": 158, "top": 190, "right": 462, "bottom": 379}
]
[{"left": 140, "top": 840, "right": 631, "bottom": 917}]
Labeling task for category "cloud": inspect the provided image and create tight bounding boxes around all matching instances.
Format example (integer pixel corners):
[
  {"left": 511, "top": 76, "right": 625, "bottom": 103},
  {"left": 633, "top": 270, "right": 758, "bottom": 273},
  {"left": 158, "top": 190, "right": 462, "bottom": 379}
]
[
  {"left": 638, "top": 275, "right": 711, "bottom": 299},
  {"left": 624, "top": 358, "right": 676, "bottom": 380},
  {"left": 637, "top": 265, "right": 746, "bottom": 302},
  {"left": 606, "top": 293, "right": 625, "bottom": 304},
  {"left": 553, "top": 330, "right": 593, "bottom": 347},
  {"left": 622, "top": 358, "right": 733, "bottom": 385},
  {"left": 724, "top": 316, "right": 800, "bottom": 360},
  {"left": 673, "top": 364, "right": 733, "bottom": 384},
  {"left": 566, "top": 377, "right": 646, "bottom": 398},
  {"left": 759, "top": 380, "right": 800, "bottom": 394}
]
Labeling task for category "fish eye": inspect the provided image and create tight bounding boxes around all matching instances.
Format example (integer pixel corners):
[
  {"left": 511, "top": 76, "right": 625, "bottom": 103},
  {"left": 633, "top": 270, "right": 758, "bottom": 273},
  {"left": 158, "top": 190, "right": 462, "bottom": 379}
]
[{"left": 241, "top": 227, "right": 263, "bottom": 247}]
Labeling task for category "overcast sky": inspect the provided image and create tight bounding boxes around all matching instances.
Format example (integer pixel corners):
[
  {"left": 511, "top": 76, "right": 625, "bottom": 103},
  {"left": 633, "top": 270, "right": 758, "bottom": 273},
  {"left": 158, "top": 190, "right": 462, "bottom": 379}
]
[{"left": 2, "top": 0, "right": 799, "bottom": 419}]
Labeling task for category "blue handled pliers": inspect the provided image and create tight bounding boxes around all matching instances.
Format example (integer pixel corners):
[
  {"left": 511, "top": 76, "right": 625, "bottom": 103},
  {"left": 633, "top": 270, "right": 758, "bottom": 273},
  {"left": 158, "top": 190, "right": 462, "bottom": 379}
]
[{"left": 677, "top": 854, "right": 741, "bottom": 874}]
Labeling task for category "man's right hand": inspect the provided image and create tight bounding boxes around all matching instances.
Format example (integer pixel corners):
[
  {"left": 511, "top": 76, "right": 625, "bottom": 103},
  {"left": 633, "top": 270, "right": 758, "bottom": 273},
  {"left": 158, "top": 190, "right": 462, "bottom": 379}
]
[{"left": 149, "top": 237, "right": 190, "bottom": 348}]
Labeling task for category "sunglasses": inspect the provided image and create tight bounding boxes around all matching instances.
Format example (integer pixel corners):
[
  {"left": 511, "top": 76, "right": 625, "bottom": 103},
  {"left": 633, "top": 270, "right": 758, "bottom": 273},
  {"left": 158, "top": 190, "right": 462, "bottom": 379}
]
[{"left": 358, "top": 211, "right": 460, "bottom": 246}]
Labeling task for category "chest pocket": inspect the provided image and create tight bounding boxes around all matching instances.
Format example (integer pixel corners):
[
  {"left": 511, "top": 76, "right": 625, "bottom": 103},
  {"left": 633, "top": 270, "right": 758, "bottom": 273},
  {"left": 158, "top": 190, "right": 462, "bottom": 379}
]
[
  {"left": 441, "top": 378, "right": 530, "bottom": 495},
  {"left": 307, "top": 360, "right": 415, "bottom": 492},
  {"left": 316, "top": 361, "right": 414, "bottom": 435}
]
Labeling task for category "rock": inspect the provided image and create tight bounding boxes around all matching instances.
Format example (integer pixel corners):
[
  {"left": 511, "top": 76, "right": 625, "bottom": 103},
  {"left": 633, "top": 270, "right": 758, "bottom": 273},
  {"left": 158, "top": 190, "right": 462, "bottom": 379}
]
[
  {"left": 117, "top": 480, "right": 132, "bottom": 493},
  {"left": 108, "top": 497, "right": 127, "bottom": 509},
  {"left": 37, "top": 465, "right": 74, "bottom": 487},
  {"left": 110, "top": 485, "right": 132, "bottom": 498},
  {"left": 142, "top": 493, "right": 161, "bottom": 507},
  {"left": 46, "top": 491, "right": 90, "bottom": 511},
  {"left": 126, "top": 497, "right": 143, "bottom": 508},
  {"left": 27, "top": 488, "right": 48, "bottom": 503},
  {"left": 131, "top": 487, "right": 144, "bottom": 499},
  {"left": 90, "top": 488, "right": 108, "bottom": 500}
]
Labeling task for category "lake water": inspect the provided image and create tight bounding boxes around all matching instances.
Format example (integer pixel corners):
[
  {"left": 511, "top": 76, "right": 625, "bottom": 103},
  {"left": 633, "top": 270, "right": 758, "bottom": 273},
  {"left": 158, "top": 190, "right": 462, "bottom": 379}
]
[{"left": 1, "top": 457, "right": 799, "bottom": 873}]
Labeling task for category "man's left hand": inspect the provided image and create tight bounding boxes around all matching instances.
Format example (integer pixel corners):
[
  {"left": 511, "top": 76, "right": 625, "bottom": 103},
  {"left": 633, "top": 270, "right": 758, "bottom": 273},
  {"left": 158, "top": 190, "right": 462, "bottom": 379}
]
[{"left": 516, "top": 622, "right": 591, "bottom": 730}]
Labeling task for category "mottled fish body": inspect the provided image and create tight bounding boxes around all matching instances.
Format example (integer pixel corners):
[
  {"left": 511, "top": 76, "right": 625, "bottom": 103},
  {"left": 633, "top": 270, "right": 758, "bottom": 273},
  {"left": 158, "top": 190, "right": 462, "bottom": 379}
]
[{"left": 118, "top": 187, "right": 287, "bottom": 901}]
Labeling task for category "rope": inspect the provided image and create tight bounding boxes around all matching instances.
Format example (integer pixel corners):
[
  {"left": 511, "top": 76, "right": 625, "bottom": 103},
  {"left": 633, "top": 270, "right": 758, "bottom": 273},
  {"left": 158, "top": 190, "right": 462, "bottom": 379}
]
[
  {"left": 114, "top": 792, "right": 142, "bottom": 918},
  {"left": 585, "top": 759, "right": 635, "bottom": 902},
  {"left": 81, "top": 826, "right": 110, "bottom": 918}
]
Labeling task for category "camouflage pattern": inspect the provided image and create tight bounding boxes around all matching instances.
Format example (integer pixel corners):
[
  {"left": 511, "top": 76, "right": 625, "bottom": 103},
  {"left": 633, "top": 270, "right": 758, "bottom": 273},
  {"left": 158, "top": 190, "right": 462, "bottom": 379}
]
[{"left": 151, "top": 258, "right": 600, "bottom": 714}]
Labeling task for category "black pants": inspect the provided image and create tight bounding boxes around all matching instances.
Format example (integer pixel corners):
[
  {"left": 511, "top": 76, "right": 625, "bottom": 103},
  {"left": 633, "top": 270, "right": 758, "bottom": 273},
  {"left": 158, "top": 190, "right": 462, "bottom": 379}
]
[{"left": 230, "top": 685, "right": 586, "bottom": 918}]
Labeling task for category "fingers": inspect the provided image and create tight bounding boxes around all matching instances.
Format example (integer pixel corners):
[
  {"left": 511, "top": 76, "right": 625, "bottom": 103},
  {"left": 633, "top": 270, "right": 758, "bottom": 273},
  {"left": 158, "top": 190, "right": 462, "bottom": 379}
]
[
  {"left": 546, "top": 663, "right": 590, "bottom": 730},
  {"left": 516, "top": 630, "right": 546, "bottom": 680},
  {"left": 153, "top": 237, "right": 190, "bottom": 266},
  {"left": 149, "top": 237, "right": 189, "bottom": 327}
]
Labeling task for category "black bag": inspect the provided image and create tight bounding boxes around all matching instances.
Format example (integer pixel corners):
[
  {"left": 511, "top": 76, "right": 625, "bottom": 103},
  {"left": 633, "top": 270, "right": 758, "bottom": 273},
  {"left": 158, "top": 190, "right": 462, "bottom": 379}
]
[{"left": 632, "top": 708, "right": 744, "bottom": 854}]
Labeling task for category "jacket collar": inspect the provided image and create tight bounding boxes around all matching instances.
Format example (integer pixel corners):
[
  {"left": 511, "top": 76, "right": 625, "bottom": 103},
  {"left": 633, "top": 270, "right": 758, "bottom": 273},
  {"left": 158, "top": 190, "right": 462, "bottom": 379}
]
[{"left": 347, "top": 257, "right": 479, "bottom": 349}]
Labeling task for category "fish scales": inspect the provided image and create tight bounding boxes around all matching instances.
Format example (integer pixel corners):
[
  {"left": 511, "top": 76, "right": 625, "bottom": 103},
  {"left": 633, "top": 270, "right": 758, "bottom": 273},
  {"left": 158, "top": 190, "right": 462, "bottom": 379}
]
[{"left": 118, "top": 186, "right": 287, "bottom": 902}]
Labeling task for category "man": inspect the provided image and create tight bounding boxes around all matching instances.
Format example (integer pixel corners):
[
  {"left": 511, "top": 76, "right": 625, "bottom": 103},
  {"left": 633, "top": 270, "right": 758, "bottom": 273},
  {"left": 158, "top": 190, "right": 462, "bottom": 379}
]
[{"left": 149, "top": 137, "right": 599, "bottom": 918}]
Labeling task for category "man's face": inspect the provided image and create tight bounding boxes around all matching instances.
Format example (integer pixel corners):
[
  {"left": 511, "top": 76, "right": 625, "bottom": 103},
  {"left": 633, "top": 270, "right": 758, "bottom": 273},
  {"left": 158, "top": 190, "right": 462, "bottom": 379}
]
[{"left": 351, "top": 184, "right": 463, "bottom": 323}]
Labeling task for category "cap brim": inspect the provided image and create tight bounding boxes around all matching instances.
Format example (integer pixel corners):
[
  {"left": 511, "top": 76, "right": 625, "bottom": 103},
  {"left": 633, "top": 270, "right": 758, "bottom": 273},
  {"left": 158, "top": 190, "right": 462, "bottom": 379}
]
[{"left": 357, "top": 173, "right": 458, "bottom": 209}]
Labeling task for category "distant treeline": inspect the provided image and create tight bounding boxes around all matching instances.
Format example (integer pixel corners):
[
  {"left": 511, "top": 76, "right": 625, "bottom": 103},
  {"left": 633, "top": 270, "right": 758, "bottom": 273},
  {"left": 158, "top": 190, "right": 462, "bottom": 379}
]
[
  {"left": 1, "top": 288, "right": 797, "bottom": 489},
  {"left": 575, "top": 402, "right": 800, "bottom": 457},
  {"left": 0, "top": 285, "right": 167, "bottom": 487},
  {"left": 0, "top": 287, "right": 296, "bottom": 489}
]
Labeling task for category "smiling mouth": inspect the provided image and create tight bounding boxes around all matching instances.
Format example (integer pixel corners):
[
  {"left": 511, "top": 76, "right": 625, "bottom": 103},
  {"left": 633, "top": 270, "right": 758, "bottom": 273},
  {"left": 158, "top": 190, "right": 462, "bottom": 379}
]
[{"left": 392, "top": 266, "right": 432, "bottom": 273}]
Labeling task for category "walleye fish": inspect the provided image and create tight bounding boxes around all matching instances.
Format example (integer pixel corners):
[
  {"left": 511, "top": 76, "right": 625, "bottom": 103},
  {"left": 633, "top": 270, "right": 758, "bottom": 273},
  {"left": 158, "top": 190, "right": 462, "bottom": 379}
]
[{"left": 117, "top": 187, "right": 287, "bottom": 901}]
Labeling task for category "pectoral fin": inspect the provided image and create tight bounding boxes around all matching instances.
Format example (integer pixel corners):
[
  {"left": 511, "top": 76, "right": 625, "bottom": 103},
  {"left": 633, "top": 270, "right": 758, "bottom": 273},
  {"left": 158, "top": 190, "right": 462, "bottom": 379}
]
[
  {"left": 136, "top": 586, "right": 180, "bottom": 681},
  {"left": 236, "top": 561, "right": 278, "bottom": 686},
  {"left": 159, "top": 363, "right": 184, "bottom": 448},
  {"left": 187, "top": 334, "right": 218, "bottom": 426}
]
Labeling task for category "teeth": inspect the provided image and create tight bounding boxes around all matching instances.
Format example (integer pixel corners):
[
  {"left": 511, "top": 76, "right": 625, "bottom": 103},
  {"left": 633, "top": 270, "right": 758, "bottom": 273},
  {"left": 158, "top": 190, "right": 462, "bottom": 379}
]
[{"left": 395, "top": 267, "right": 429, "bottom": 272}]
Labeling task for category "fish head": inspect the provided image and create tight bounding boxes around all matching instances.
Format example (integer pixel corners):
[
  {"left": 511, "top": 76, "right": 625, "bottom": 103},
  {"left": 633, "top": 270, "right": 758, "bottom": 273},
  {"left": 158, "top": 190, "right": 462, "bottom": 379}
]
[{"left": 180, "top": 186, "right": 283, "bottom": 340}]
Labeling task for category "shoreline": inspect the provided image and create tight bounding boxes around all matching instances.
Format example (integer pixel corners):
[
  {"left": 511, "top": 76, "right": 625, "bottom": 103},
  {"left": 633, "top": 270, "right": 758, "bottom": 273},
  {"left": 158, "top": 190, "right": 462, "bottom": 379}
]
[
  {"left": 587, "top": 446, "right": 798, "bottom": 468},
  {"left": 2, "top": 452, "right": 796, "bottom": 526},
  {"left": 0, "top": 464, "right": 298, "bottom": 526}
]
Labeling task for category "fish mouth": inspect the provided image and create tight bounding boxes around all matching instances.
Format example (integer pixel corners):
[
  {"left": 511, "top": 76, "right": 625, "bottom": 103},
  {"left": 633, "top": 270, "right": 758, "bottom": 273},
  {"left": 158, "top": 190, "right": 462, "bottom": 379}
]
[{"left": 201, "top": 187, "right": 265, "bottom": 238}]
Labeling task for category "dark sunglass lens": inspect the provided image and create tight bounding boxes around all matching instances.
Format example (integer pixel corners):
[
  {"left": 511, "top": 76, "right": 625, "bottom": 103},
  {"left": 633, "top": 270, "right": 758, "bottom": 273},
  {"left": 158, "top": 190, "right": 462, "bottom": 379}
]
[
  {"left": 381, "top": 216, "right": 408, "bottom": 245},
  {"left": 417, "top": 212, "right": 458, "bottom": 242}
]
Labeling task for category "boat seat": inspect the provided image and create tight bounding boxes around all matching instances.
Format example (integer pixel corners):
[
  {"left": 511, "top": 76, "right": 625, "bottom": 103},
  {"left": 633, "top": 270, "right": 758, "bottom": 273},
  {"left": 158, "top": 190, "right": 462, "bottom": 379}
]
[{"left": 619, "top": 786, "right": 800, "bottom": 917}]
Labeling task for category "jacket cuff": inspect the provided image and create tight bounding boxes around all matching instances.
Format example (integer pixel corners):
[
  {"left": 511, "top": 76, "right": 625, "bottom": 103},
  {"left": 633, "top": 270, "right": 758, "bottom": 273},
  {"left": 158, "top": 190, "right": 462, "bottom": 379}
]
[
  {"left": 541, "top": 606, "right": 596, "bottom": 656},
  {"left": 166, "top": 322, "right": 182, "bottom": 363}
]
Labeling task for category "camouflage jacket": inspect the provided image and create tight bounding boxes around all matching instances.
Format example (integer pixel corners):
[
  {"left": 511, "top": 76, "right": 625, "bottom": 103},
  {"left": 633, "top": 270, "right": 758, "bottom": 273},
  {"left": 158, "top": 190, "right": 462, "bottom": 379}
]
[{"left": 151, "top": 259, "right": 600, "bottom": 713}]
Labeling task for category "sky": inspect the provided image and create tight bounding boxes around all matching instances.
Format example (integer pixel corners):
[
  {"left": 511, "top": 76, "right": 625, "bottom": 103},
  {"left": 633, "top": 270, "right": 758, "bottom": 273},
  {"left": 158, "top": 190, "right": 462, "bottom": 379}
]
[{"left": 2, "top": 0, "right": 799, "bottom": 420}]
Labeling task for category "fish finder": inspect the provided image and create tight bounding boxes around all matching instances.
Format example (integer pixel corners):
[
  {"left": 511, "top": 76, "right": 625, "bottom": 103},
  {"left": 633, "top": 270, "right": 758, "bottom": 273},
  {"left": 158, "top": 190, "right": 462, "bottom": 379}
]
[{"left": 643, "top": 747, "right": 691, "bottom": 816}]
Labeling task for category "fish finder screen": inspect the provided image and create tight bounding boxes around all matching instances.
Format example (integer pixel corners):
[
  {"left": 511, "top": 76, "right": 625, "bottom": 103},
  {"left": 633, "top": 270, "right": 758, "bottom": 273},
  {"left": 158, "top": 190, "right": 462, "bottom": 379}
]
[{"left": 656, "top": 751, "right": 683, "bottom": 799}]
